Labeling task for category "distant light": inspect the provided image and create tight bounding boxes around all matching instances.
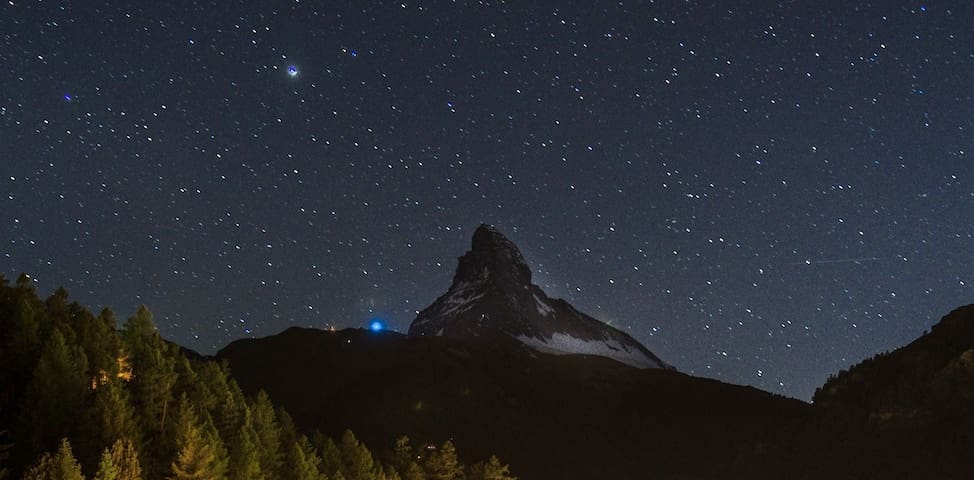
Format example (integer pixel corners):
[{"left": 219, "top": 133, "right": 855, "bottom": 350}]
[
  {"left": 63, "top": 94, "right": 73, "bottom": 101},
  {"left": 369, "top": 320, "right": 384, "bottom": 332},
  {"left": 287, "top": 65, "right": 299, "bottom": 77}
]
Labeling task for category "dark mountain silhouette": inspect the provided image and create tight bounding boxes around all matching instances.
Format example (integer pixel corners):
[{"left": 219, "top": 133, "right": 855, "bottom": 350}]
[
  {"left": 807, "top": 304, "right": 974, "bottom": 478},
  {"left": 218, "top": 327, "right": 811, "bottom": 479},
  {"left": 409, "top": 224, "right": 669, "bottom": 369}
]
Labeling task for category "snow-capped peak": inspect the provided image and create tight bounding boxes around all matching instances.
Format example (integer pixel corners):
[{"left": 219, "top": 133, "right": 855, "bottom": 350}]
[{"left": 408, "top": 224, "right": 671, "bottom": 370}]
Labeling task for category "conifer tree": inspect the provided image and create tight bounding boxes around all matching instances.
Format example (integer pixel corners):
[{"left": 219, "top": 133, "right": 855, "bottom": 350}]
[
  {"left": 74, "top": 307, "right": 120, "bottom": 385},
  {"left": 214, "top": 377, "right": 247, "bottom": 447},
  {"left": 169, "top": 396, "right": 227, "bottom": 480},
  {"left": 251, "top": 391, "right": 283, "bottom": 480},
  {"left": 107, "top": 439, "right": 142, "bottom": 480},
  {"left": 171, "top": 355, "right": 202, "bottom": 412},
  {"left": 377, "top": 465, "right": 403, "bottom": 480},
  {"left": 6, "top": 289, "right": 41, "bottom": 372},
  {"left": 277, "top": 409, "right": 299, "bottom": 449},
  {"left": 466, "top": 456, "right": 515, "bottom": 480},
  {"left": 227, "top": 418, "right": 263, "bottom": 480},
  {"left": 339, "top": 430, "right": 376, "bottom": 480},
  {"left": 401, "top": 462, "right": 426, "bottom": 480},
  {"left": 94, "top": 449, "right": 119, "bottom": 480},
  {"left": 112, "top": 438, "right": 142, "bottom": 480},
  {"left": 315, "top": 435, "right": 342, "bottom": 478},
  {"left": 88, "top": 379, "right": 140, "bottom": 463},
  {"left": 285, "top": 440, "right": 323, "bottom": 480},
  {"left": 423, "top": 441, "right": 463, "bottom": 480},
  {"left": 390, "top": 436, "right": 415, "bottom": 474},
  {"left": 43, "top": 288, "right": 73, "bottom": 337},
  {"left": 21, "top": 330, "right": 89, "bottom": 453},
  {"left": 24, "top": 438, "right": 85, "bottom": 480},
  {"left": 123, "top": 306, "right": 177, "bottom": 436},
  {"left": 193, "top": 361, "right": 231, "bottom": 418}
]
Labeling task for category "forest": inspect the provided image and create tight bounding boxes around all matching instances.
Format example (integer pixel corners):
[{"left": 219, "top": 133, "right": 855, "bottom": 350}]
[{"left": 0, "top": 273, "right": 516, "bottom": 480}]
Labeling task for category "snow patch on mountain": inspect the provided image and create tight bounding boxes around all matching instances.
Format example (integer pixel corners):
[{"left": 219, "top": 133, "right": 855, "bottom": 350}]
[
  {"left": 516, "top": 333, "right": 663, "bottom": 369},
  {"left": 533, "top": 293, "right": 554, "bottom": 316},
  {"left": 437, "top": 280, "right": 487, "bottom": 317}
]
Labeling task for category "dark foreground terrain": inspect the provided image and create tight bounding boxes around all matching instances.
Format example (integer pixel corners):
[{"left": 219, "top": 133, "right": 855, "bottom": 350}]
[
  {"left": 219, "top": 304, "right": 974, "bottom": 479},
  {"left": 222, "top": 327, "right": 807, "bottom": 479}
]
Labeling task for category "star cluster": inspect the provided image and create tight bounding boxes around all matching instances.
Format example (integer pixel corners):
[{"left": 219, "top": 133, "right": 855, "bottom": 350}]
[{"left": 2, "top": 1, "right": 972, "bottom": 400}]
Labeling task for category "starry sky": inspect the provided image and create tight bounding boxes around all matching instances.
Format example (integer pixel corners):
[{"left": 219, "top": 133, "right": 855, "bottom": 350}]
[{"left": 2, "top": 1, "right": 972, "bottom": 400}]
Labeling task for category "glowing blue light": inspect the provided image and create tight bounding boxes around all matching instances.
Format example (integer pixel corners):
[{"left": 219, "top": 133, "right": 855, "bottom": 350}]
[
  {"left": 287, "top": 65, "right": 299, "bottom": 77},
  {"left": 369, "top": 320, "right": 384, "bottom": 332},
  {"left": 63, "top": 94, "right": 73, "bottom": 102}
]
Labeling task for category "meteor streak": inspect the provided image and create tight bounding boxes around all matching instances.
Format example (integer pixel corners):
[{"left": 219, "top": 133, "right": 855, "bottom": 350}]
[{"left": 791, "top": 257, "right": 881, "bottom": 266}]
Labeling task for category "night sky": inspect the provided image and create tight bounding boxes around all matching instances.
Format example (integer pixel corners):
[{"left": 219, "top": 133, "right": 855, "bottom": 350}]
[{"left": 3, "top": 1, "right": 972, "bottom": 400}]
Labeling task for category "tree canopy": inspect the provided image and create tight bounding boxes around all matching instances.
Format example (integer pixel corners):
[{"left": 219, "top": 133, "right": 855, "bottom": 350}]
[{"left": 0, "top": 276, "right": 515, "bottom": 480}]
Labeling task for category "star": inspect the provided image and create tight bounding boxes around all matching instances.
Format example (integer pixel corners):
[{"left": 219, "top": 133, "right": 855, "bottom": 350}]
[{"left": 287, "top": 65, "right": 299, "bottom": 78}]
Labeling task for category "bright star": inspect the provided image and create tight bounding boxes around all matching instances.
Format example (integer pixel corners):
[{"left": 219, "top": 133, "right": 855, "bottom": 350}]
[
  {"left": 369, "top": 319, "right": 384, "bottom": 332},
  {"left": 287, "top": 65, "right": 299, "bottom": 77}
]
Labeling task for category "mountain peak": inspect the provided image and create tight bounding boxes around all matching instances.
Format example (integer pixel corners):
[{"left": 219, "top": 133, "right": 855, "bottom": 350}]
[
  {"left": 453, "top": 224, "right": 532, "bottom": 288},
  {"left": 409, "top": 224, "right": 670, "bottom": 370}
]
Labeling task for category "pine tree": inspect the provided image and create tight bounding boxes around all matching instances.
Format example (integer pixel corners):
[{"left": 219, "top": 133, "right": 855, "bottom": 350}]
[
  {"left": 21, "top": 330, "right": 89, "bottom": 453},
  {"left": 171, "top": 355, "right": 202, "bottom": 412},
  {"left": 107, "top": 439, "right": 142, "bottom": 480},
  {"left": 339, "top": 430, "right": 376, "bottom": 480},
  {"left": 401, "top": 461, "right": 426, "bottom": 480},
  {"left": 315, "top": 435, "right": 342, "bottom": 478},
  {"left": 43, "top": 288, "right": 73, "bottom": 338},
  {"left": 277, "top": 409, "right": 299, "bottom": 449},
  {"left": 383, "top": 466, "right": 402, "bottom": 480},
  {"left": 227, "top": 418, "right": 263, "bottom": 480},
  {"left": 214, "top": 375, "right": 248, "bottom": 446},
  {"left": 75, "top": 307, "right": 121, "bottom": 386},
  {"left": 88, "top": 379, "right": 141, "bottom": 462},
  {"left": 285, "top": 440, "right": 323, "bottom": 480},
  {"left": 24, "top": 438, "right": 86, "bottom": 480},
  {"left": 169, "top": 396, "right": 227, "bottom": 480},
  {"left": 94, "top": 449, "right": 120, "bottom": 480},
  {"left": 390, "top": 436, "right": 425, "bottom": 480},
  {"left": 423, "top": 441, "right": 463, "bottom": 480},
  {"left": 123, "top": 306, "right": 177, "bottom": 436},
  {"left": 5, "top": 288, "right": 41, "bottom": 372},
  {"left": 466, "top": 456, "right": 515, "bottom": 480},
  {"left": 390, "top": 436, "right": 415, "bottom": 473},
  {"left": 193, "top": 361, "right": 231, "bottom": 419},
  {"left": 251, "top": 391, "right": 283, "bottom": 480}
]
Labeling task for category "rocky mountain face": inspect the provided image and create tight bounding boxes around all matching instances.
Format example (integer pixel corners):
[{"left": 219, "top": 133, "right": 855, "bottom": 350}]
[{"left": 408, "top": 224, "right": 669, "bottom": 369}]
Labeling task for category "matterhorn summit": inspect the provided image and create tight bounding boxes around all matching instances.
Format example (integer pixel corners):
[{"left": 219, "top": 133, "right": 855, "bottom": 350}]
[{"left": 409, "top": 224, "right": 670, "bottom": 369}]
